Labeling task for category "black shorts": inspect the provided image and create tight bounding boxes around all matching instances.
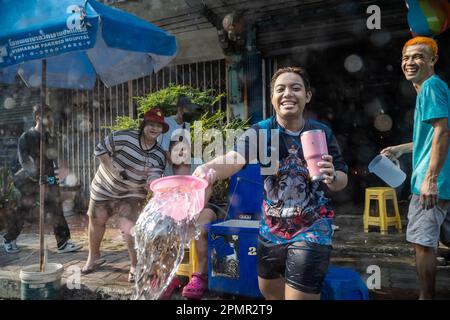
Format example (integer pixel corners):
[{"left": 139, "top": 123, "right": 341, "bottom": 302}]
[{"left": 257, "top": 236, "right": 332, "bottom": 294}]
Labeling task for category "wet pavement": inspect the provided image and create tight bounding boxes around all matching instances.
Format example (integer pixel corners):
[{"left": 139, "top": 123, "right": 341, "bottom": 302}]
[{"left": 0, "top": 214, "right": 134, "bottom": 300}]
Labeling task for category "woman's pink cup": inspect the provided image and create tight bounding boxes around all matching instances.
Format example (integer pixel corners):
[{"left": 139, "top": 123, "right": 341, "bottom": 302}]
[{"left": 300, "top": 129, "right": 328, "bottom": 181}]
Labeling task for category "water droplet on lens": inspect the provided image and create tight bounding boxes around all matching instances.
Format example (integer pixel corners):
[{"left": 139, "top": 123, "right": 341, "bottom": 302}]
[{"left": 344, "top": 54, "right": 363, "bottom": 73}]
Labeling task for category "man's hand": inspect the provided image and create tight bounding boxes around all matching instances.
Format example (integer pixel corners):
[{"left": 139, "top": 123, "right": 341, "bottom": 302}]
[
  {"left": 380, "top": 145, "right": 403, "bottom": 161},
  {"left": 318, "top": 154, "right": 336, "bottom": 185},
  {"left": 420, "top": 174, "right": 439, "bottom": 210},
  {"left": 192, "top": 165, "right": 217, "bottom": 186},
  {"left": 98, "top": 154, "right": 126, "bottom": 179}
]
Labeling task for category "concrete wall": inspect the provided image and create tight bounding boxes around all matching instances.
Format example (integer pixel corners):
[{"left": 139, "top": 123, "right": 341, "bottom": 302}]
[
  {"left": 113, "top": 0, "right": 225, "bottom": 66},
  {"left": 170, "top": 28, "right": 224, "bottom": 66}
]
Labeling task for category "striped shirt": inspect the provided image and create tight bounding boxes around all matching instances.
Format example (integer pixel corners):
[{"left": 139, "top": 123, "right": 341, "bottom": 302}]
[{"left": 90, "top": 130, "right": 166, "bottom": 202}]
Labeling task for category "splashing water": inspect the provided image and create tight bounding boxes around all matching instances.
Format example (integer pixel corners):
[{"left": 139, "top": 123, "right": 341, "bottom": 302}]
[{"left": 132, "top": 186, "right": 202, "bottom": 300}]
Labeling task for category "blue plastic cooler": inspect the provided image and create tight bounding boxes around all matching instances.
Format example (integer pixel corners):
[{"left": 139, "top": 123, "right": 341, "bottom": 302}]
[
  {"left": 321, "top": 266, "right": 369, "bottom": 300},
  {"left": 207, "top": 164, "right": 263, "bottom": 298}
]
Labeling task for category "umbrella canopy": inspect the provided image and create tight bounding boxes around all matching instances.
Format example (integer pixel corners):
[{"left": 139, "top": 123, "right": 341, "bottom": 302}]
[{"left": 0, "top": 0, "right": 177, "bottom": 89}]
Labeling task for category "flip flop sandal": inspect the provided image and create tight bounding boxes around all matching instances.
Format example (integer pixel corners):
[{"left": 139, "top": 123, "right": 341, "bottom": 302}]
[
  {"left": 81, "top": 258, "right": 106, "bottom": 275},
  {"left": 181, "top": 272, "right": 208, "bottom": 300}
]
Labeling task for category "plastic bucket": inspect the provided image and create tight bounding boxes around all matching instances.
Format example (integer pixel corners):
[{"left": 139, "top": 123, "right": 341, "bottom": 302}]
[
  {"left": 20, "top": 263, "right": 64, "bottom": 300},
  {"left": 149, "top": 175, "right": 208, "bottom": 221},
  {"left": 368, "top": 155, "right": 406, "bottom": 188}
]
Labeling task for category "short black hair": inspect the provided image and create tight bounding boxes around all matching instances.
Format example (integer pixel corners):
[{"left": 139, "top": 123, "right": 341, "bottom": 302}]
[
  {"left": 270, "top": 67, "right": 311, "bottom": 95},
  {"left": 33, "top": 104, "right": 52, "bottom": 119}
]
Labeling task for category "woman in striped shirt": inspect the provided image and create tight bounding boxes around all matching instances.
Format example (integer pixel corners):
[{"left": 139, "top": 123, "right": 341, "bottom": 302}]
[{"left": 82, "top": 109, "right": 168, "bottom": 282}]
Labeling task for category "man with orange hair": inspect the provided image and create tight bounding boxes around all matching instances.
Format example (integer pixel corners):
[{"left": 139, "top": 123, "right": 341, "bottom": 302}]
[{"left": 381, "top": 36, "right": 450, "bottom": 299}]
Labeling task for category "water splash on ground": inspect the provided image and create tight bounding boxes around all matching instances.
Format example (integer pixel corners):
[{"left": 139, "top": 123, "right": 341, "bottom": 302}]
[{"left": 132, "top": 187, "right": 200, "bottom": 300}]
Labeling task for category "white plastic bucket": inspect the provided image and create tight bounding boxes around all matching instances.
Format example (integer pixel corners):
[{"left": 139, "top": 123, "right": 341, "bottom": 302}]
[
  {"left": 368, "top": 155, "right": 407, "bottom": 188},
  {"left": 20, "top": 263, "right": 64, "bottom": 300}
]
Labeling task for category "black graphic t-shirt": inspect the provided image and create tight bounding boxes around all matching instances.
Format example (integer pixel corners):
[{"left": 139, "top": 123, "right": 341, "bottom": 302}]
[{"left": 235, "top": 116, "right": 348, "bottom": 245}]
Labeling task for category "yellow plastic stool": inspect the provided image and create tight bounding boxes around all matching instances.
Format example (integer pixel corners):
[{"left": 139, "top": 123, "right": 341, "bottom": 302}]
[
  {"left": 176, "top": 240, "right": 198, "bottom": 280},
  {"left": 363, "top": 187, "right": 402, "bottom": 234}
]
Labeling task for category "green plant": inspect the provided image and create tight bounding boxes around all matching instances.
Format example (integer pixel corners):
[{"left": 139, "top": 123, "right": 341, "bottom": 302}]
[
  {"left": 191, "top": 111, "right": 250, "bottom": 204},
  {"left": 190, "top": 110, "right": 250, "bottom": 152},
  {"left": 136, "top": 84, "right": 224, "bottom": 117},
  {"left": 0, "top": 166, "right": 20, "bottom": 210},
  {"left": 103, "top": 116, "right": 140, "bottom": 131},
  {"left": 104, "top": 85, "right": 224, "bottom": 131}
]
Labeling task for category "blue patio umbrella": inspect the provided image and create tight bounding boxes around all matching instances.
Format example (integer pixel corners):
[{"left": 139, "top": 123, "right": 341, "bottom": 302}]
[
  {"left": 0, "top": 0, "right": 177, "bottom": 272},
  {"left": 0, "top": 0, "right": 177, "bottom": 89}
]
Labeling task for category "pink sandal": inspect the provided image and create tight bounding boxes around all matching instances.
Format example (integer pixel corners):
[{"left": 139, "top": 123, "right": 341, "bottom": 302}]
[{"left": 181, "top": 272, "right": 208, "bottom": 300}]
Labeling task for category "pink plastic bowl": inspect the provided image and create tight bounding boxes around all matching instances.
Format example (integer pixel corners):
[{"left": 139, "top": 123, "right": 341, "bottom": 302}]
[{"left": 149, "top": 175, "right": 208, "bottom": 221}]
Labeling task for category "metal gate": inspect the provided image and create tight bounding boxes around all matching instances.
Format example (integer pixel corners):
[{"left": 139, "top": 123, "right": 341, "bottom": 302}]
[{"left": 56, "top": 59, "right": 226, "bottom": 198}]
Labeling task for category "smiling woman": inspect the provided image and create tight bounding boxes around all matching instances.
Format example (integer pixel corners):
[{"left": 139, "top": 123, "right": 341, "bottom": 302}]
[
  {"left": 270, "top": 67, "right": 312, "bottom": 132},
  {"left": 139, "top": 109, "right": 169, "bottom": 150},
  {"left": 82, "top": 108, "right": 169, "bottom": 281},
  {"left": 192, "top": 66, "right": 349, "bottom": 300}
]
